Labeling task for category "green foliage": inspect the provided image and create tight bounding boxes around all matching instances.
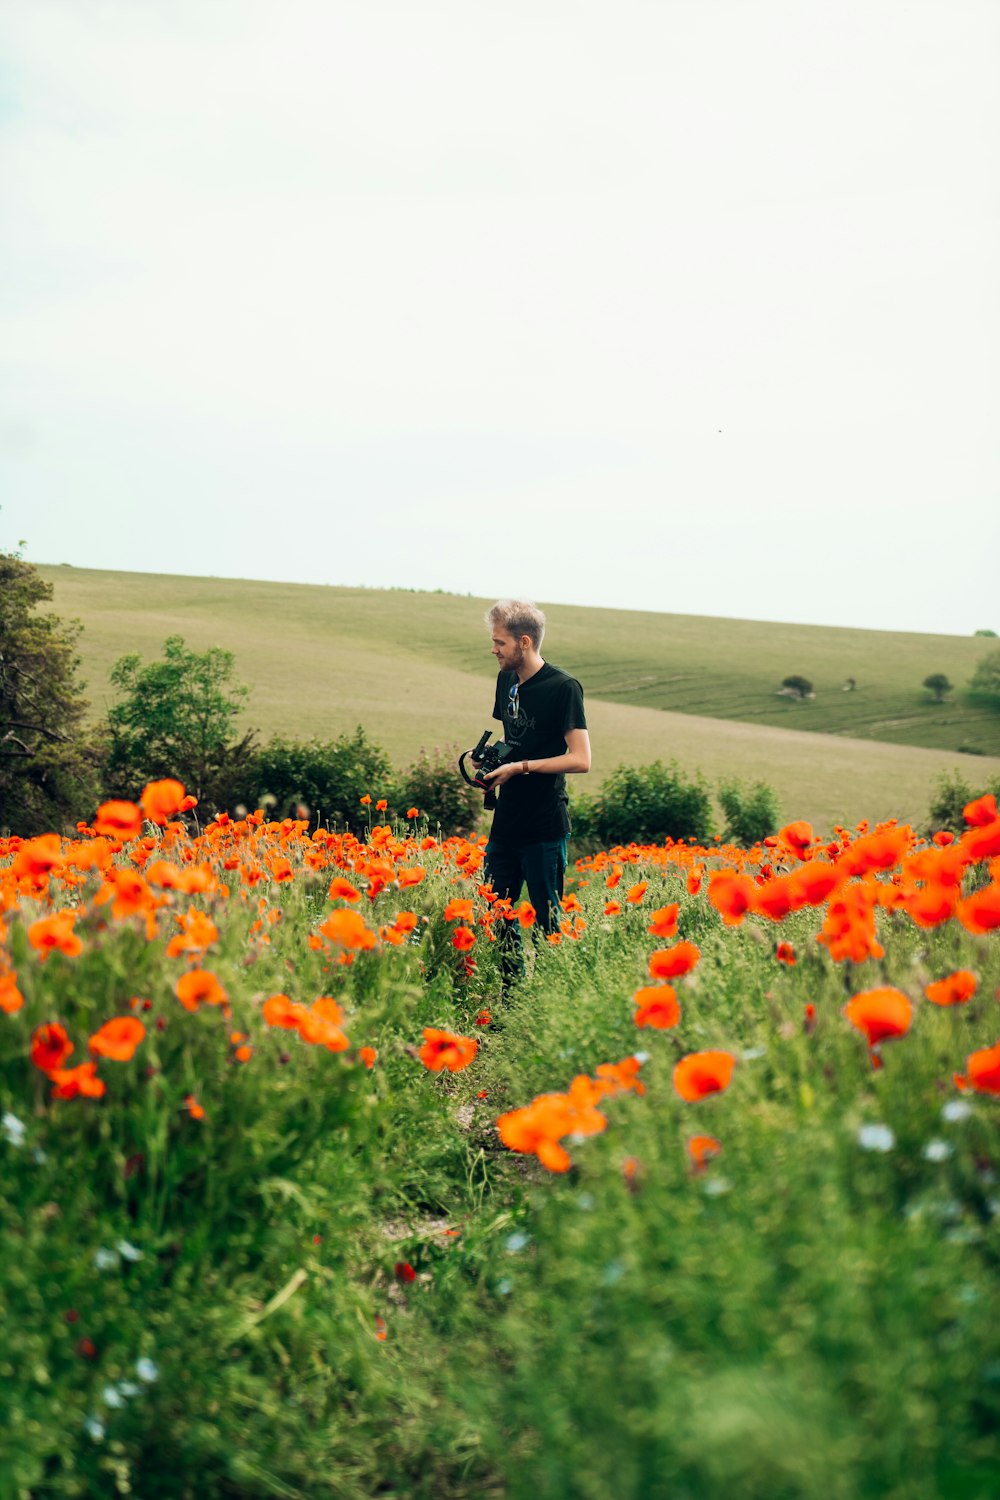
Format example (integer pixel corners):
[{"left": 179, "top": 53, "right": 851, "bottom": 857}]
[
  {"left": 106, "top": 636, "right": 255, "bottom": 810},
  {"left": 968, "top": 648, "right": 1000, "bottom": 707},
  {"left": 973, "top": 628, "right": 997, "bottom": 637},
  {"left": 922, "top": 672, "right": 953, "bottom": 703},
  {"left": 926, "top": 767, "right": 1000, "bottom": 834},
  {"left": 395, "top": 743, "right": 485, "bottom": 838},
  {"left": 781, "top": 674, "right": 814, "bottom": 699},
  {"left": 571, "top": 760, "right": 714, "bottom": 847},
  {"left": 252, "top": 726, "right": 393, "bottom": 827},
  {"left": 0, "top": 550, "right": 102, "bottom": 835},
  {"left": 717, "top": 776, "right": 780, "bottom": 846},
  {"left": 3, "top": 821, "right": 1000, "bottom": 1498}
]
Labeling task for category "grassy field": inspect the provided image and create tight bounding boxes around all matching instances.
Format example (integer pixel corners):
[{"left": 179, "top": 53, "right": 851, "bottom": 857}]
[{"left": 38, "top": 565, "right": 1000, "bottom": 831}]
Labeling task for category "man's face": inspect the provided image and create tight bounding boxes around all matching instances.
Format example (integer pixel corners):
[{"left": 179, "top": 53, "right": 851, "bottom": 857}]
[{"left": 491, "top": 628, "right": 525, "bottom": 672}]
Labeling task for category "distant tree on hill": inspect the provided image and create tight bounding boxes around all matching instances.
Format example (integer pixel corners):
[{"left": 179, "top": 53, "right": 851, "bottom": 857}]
[
  {"left": 106, "top": 635, "right": 255, "bottom": 809},
  {"left": 0, "top": 548, "right": 102, "bottom": 834},
  {"left": 922, "top": 673, "right": 953, "bottom": 703},
  {"left": 968, "top": 649, "right": 1000, "bottom": 708},
  {"left": 779, "top": 675, "right": 814, "bottom": 700},
  {"left": 973, "top": 628, "right": 997, "bottom": 637}
]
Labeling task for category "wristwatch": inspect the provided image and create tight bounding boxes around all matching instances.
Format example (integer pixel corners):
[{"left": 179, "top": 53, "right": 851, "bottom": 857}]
[{"left": 522, "top": 761, "right": 530, "bottom": 775}]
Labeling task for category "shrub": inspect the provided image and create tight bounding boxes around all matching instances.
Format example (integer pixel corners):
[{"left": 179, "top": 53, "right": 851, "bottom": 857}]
[
  {"left": 252, "top": 727, "right": 393, "bottom": 828},
  {"left": 395, "top": 744, "right": 485, "bottom": 838},
  {"left": 570, "top": 760, "right": 714, "bottom": 848},
  {"left": 927, "top": 767, "right": 1000, "bottom": 834},
  {"left": 717, "top": 777, "right": 780, "bottom": 846},
  {"left": 922, "top": 673, "right": 952, "bottom": 703},
  {"left": 780, "top": 675, "right": 814, "bottom": 700}
]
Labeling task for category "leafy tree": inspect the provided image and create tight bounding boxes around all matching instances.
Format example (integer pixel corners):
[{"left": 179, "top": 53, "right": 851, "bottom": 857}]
[
  {"left": 0, "top": 549, "right": 102, "bottom": 835},
  {"left": 570, "top": 760, "right": 714, "bottom": 848},
  {"left": 106, "top": 635, "right": 255, "bottom": 809},
  {"left": 780, "top": 675, "right": 814, "bottom": 700},
  {"left": 968, "top": 649, "right": 1000, "bottom": 708},
  {"left": 252, "top": 728, "right": 392, "bottom": 828},
  {"left": 973, "top": 628, "right": 997, "bottom": 637},
  {"left": 717, "top": 777, "right": 780, "bottom": 846},
  {"left": 922, "top": 673, "right": 953, "bottom": 703}
]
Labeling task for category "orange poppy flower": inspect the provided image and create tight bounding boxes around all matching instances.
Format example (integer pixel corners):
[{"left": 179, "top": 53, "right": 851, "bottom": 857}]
[
  {"left": 932, "top": 830, "right": 955, "bottom": 847},
  {"left": 11, "top": 834, "right": 64, "bottom": 881},
  {"left": 775, "top": 941, "right": 796, "bottom": 965},
  {"left": 954, "top": 1042, "right": 1000, "bottom": 1095},
  {"left": 299, "top": 997, "right": 349, "bottom": 1052},
  {"left": 603, "top": 901, "right": 622, "bottom": 915},
  {"left": 359, "top": 795, "right": 372, "bottom": 806},
  {"left": 964, "top": 793, "right": 998, "bottom": 827},
  {"left": 786, "top": 861, "right": 841, "bottom": 907},
  {"left": 516, "top": 902, "right": 537, "bottom": 929},
  {"left": 706, "top": 871, "right": 755, "bottom": 925},
  {"left": 261, "top": 993, "right": 309, "bottom": 1029},
  {"left": 960, "top": 819, "right": 1000, "bottom": 863},
  {"left": 451, "top": 926, "right": 476, "bottom": 951},
  {"left": 375, "top": 799, "right": 388, "bottom": 812},
  {"left": 318, "top": 909, "right": 378, "bottom": 950},
  {"left": 648, "top": 940, "right": 700, "bottom": 979},
  {"left": 140, "top": 779, "right": 188, "bottom": 826},
  {"left": 843, "top": 987, "right": 912, "bottom": 1046},
  {"left": 955, "top": 884, "right": 1000, "bottom": 935},
  {"left": 924, "top": 970, "right": 977, "bottom": 1006},
  {"left": 753, "top": 878, "right": 796, "bottom": 922},
  {"left": 594, "top": 1057, "right": 646, "bottom": 1096},
  {"left": 397, "top": 866, "right": 426, "bottom": 888},
  {"left": 88, "top": 1016, "right": 146, "bottom": 1062},
  {"left": 633, "top": 985, "right": 680, "bottom": 1030},
  {"left": 418, "top": 1028, "right": 478, "bottom": 1073},
  {"left": 31, "top": 1022, "right": 73, "bottom": 1073},
  {"left": 561, "top": 893, "right": 584, "bottom": 913},
  {"left": 393, "top": 911, "right": 419, "bottom": 934},
  {"left": 0, "top": 972, "right": 24, "bottom": 1014},
  {"left": 647, "top": 904, "right": 679, "bottom": 938},
  {"left": 27, "top": 911, "right": 83, "bottom": 960},
  {"left": 443, "top": 898, "right": 474, "bottom": 922},
  {"left": 48, "top": 1061, "right": 106, "bottom": 1100},
  {"left": 673, "top": 1050, "right": 736, "bottom": 1102},
  {"left": 359, "top": 1046, "right": 378, "bottom": 1068},
  {"left": 625, "top": 881, "right": 648, "bottom": 904},
  {"left": 175, "top": 969, "right": 229, "bottom": 1012},
  {"left": 328, "top": 876, "right": 362, "bottom": 902},
  {"left": 93, "top": 800, "right": 144, "bottom": 841},
  {"left": 779, "top": 821, "right": 813, "bottom": 854},
  {"left": 687, "top": 1134, "right": 722, "bottom": 1171},
  {"left": 184, "top": 1094, "right": 206, "bottom": 1120},
  {"left": 406, "top": 807, "right": 420, "bottom": 819}
]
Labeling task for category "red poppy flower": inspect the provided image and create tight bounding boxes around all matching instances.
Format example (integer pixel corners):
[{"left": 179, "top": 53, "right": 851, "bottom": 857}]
[
  {"left": 648, "top": 941, "right": 700, "bottom": 979},
  {"left": 31, "top": 1022, "right": 73, "bottom": 1073},
  {"left": 924, "top": 970, "right": 977, "bottom": 1006},
  {"left": 418, "top": 1028, "right": 478, "bottom": 1073},
  {"left": 673, "top": 1051, "right": 736, "bottom": 1102},
  {"left": 843, "top": 987, "right": 912, "bottom": 1046}
]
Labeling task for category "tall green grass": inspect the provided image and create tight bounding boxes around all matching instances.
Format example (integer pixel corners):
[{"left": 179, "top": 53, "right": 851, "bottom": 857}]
[{"left": 2, "top": 812, "right": 998, "bottom": 1498}]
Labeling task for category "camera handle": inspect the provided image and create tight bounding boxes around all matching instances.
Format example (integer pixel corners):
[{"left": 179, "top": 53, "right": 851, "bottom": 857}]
[{"left": 458, "top": 731, "right": 499, "bottom": 808}]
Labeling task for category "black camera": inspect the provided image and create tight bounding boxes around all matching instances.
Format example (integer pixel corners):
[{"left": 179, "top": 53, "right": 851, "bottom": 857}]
[{"left": 458, "top": 731, "right": 515, "bottom": 805}]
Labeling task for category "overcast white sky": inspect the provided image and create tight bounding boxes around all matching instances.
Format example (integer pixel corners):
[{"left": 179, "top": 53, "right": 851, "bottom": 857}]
[{"left": 2, "top": 0, "right": 998, "bottom": 635}]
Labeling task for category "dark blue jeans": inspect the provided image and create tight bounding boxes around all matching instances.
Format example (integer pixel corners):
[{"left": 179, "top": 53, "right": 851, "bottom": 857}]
[{"left": 484, "top": 837, "right": 568, "bottom": 990}]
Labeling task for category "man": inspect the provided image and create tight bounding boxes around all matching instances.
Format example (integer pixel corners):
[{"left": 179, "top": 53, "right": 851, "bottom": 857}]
[{"left": 473, "top": 600, "right": 591, "bottom": 988}]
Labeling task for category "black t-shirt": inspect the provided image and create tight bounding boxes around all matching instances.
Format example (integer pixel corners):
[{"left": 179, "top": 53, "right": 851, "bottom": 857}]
[{"left": 489, "top": 662, "right": 587, "bottom": 845}]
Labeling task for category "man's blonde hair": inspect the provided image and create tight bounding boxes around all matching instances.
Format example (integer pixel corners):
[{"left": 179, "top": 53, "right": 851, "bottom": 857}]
[{"left": 486, "top": 600, "right": 546, "bottom": 651}]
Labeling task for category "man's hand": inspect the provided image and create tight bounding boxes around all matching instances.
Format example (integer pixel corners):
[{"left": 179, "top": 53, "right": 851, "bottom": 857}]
[{"left": 483, "top": 761, "right": 523, "bottom": 787}]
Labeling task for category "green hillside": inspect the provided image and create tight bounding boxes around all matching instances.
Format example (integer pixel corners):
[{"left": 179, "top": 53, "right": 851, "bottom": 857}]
[{"left": 37, "top": 565, "right": 1000, "bottom": 832}]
